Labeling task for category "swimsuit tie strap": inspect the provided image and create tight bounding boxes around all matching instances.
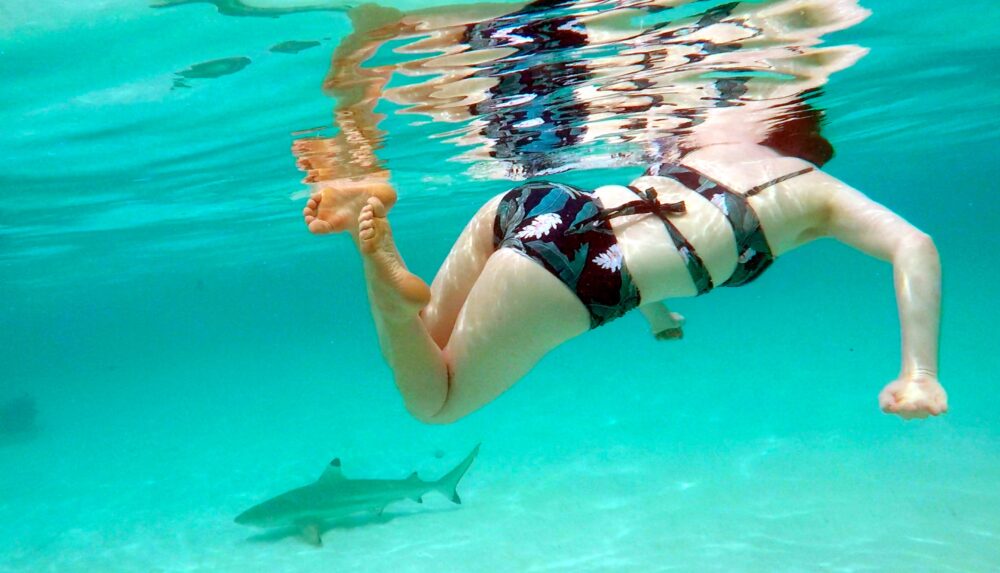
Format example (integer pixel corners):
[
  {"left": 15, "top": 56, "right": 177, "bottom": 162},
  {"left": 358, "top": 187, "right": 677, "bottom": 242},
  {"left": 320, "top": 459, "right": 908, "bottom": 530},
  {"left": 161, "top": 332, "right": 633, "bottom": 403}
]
[
  {"left": 599, "top": 186, "right": 686, "bottom": 221},
  {"left": 744, "top": 167, "right": 815, "bottom": 197}
]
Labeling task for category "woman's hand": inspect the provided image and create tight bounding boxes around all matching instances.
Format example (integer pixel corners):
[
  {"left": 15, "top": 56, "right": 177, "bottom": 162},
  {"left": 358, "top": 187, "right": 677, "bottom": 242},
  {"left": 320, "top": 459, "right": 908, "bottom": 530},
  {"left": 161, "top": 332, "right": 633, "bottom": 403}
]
[
  {"left": 653, "top": 312, "right": 685, "bottom": 341},
  {"left": 878, "top": 373, "right": 948, "bottom": 419},
  {"left": 639, "top": 303, "right": 685, "bottom": 341}
]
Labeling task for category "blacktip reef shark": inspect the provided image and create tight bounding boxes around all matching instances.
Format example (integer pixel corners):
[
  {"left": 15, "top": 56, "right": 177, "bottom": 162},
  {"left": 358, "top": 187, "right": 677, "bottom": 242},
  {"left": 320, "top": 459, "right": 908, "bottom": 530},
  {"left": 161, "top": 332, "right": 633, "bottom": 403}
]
[{"left": 235, "top": 444, "right": 480, "bottom": 546}]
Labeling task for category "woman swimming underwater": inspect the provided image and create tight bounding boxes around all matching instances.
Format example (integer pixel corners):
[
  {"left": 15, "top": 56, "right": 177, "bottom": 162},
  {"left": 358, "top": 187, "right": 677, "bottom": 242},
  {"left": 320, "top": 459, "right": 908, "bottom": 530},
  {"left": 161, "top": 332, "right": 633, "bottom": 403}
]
[{"left": 298, "top": 0, "right": 946, "bottom": 424}]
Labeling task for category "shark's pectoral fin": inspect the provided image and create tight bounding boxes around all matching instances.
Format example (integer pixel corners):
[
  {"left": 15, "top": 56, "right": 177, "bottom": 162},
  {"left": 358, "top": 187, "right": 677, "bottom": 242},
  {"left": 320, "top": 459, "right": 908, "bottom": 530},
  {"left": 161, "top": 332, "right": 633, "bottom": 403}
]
[{"left": 299, "top": 522, "right": 323, "bottom": 547}]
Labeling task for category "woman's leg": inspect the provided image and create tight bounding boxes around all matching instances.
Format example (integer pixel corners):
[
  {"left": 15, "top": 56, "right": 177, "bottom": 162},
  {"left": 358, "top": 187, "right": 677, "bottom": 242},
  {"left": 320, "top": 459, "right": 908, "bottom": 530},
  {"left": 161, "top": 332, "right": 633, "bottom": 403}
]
[
  {"left": 360, "top": 196, "right": 590, "bottom": 423},
  {"left": 306, "top": 187, "right": 590, "bottom": 423},
  {"left": 432, "top": 247, "right": 591, "bottom": 422}
]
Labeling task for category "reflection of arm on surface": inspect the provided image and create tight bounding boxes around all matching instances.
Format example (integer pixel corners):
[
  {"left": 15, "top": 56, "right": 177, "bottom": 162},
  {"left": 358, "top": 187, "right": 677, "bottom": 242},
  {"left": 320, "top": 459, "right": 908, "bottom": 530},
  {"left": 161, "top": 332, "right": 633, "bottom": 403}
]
[{"left": 567, "top": 0, "right": 869, "bottom": 166}]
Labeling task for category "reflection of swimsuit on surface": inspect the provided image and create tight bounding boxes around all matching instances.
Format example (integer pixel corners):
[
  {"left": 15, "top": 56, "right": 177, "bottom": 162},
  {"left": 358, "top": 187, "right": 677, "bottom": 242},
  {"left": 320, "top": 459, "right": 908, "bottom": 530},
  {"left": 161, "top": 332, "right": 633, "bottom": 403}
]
[{"left": 464, "top": 4, "right": 592, "bottom": 173}]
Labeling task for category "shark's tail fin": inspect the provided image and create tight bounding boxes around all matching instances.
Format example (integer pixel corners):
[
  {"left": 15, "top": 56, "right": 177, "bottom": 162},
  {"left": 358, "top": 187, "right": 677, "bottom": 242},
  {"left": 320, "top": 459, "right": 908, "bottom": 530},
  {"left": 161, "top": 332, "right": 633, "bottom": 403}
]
[{"left": 434, "top": 443, "right": 480, "bottom": 504}]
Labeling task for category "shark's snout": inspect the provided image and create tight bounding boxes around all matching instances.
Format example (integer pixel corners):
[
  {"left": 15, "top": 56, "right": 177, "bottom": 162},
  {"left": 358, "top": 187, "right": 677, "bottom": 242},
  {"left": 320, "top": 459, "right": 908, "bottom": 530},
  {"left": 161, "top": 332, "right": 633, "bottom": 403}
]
[
  {"left": 235, "top": 496, "right": 298, "bottom": 528},
  {"left": 234, "top": 506, "right": 269, "bottom": 527}
]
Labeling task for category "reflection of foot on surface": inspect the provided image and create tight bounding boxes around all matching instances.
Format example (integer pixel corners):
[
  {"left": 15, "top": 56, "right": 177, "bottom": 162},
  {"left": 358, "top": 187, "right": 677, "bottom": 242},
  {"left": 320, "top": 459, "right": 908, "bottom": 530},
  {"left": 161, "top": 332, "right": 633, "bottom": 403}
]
[{"left": 358, "top": 196, "right": 431, "bottom": 315}]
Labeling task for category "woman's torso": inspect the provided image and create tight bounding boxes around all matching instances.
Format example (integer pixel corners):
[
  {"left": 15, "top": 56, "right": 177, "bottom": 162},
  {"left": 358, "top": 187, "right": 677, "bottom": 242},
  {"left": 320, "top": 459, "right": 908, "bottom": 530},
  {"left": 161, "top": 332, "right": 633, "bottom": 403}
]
[{"left": 594, "top": 143, "right": 832, "bottom": 302}]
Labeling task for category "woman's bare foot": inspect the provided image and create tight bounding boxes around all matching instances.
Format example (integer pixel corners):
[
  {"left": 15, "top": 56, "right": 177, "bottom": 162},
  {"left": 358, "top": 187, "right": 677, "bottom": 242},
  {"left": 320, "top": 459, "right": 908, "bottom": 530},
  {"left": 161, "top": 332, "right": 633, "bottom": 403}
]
[
  {"left": 358, "top": 196, "right": 431, "bottom": 316},
  {"left": 302, "top": 175, "right": 397, "bottom": 235}
]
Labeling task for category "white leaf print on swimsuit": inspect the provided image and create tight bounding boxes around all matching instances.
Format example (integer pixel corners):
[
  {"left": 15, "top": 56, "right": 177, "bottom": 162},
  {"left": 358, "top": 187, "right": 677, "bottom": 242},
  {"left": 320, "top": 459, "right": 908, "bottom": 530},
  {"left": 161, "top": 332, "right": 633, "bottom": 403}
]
[
  {"left": 593, "top": 244, "right": 623, "bottom": 272},
  {"left": 710, "top": 193, "right": 729, "bottom": 215},
  {"left": 516, "top": 213, "right": 562, "bottom": 239}
]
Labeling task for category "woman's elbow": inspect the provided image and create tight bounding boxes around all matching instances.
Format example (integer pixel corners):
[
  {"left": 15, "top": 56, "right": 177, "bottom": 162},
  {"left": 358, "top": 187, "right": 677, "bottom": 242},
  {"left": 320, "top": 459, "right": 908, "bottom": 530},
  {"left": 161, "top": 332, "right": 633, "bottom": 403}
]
[
  {"left": 894, "top": 231, "right": 939, "bottom": 267},
  {"left": 909, "top": 231, "right": 937, "bottom": 256}
]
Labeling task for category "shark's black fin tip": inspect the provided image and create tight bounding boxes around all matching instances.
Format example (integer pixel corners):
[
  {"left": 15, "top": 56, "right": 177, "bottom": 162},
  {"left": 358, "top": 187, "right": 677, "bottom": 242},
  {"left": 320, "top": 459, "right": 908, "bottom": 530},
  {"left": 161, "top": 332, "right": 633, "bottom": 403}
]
[{"left": 330, "top": 458, "right": 341, "bottom": 467}]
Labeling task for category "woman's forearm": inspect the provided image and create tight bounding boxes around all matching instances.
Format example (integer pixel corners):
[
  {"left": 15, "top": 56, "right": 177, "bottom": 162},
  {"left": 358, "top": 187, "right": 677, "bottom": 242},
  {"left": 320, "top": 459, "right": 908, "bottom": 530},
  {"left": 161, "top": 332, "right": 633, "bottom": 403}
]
[{"left": 893, "top": 233, "right": 941, "bottom": 378}]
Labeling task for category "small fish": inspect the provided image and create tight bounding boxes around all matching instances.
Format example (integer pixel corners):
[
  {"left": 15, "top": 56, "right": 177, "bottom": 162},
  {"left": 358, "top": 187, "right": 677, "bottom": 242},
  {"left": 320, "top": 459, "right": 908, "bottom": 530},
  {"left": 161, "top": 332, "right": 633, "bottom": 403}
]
[
  {"left": 269, "top": 40, "right": 322, "bottom": 54},
  {"left": 176, "top": 57, "right": 251, "bottom": 80},
  {"left": 235, "top": 444, "right": 480, "bottom": 546},
  {"left": 152, "top": 0, "right": 348, "bottom": 18}
]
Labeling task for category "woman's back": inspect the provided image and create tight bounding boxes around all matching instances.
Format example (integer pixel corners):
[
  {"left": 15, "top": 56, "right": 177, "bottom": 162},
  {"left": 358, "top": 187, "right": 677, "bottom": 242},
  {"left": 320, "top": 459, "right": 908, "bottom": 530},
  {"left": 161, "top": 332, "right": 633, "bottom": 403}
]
[
  {"left": 672, "top": 143, "right": 834, "bottom": 257},
  {"left": 592, "top": 143, "right": 833, "bottom": 301}
]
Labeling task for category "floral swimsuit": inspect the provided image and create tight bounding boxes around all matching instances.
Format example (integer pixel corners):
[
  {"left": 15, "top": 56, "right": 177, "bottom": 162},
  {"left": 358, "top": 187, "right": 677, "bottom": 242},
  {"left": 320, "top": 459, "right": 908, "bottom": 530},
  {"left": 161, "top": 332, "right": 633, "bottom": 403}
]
[
  {"left": 493, "top": 165, "right": 814, "bottom": 328},
  {"left": 493, "top": 181, "right": 641, "bottom": 328}
]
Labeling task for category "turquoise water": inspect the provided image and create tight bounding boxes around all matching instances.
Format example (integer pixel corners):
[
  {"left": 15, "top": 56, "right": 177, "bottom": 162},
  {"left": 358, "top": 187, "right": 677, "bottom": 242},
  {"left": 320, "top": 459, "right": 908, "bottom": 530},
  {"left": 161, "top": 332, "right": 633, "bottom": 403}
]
[{"left": 2, "top": 1, "right": 999, "bottom": 571}]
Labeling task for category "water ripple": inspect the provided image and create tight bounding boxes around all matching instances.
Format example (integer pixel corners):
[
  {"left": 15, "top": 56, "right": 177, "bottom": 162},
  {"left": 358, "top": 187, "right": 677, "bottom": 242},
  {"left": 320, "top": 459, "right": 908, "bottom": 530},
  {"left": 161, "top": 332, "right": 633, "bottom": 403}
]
[{"left": 295, "top": 0, "right": 871, "bottom": 184}]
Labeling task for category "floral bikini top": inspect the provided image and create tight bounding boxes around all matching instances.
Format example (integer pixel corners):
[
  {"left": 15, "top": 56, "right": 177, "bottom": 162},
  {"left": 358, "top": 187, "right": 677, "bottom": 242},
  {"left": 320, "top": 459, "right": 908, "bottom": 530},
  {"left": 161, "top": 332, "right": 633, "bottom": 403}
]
[{"left": 600, "top": 162, "right": 815, "bottom": 294}]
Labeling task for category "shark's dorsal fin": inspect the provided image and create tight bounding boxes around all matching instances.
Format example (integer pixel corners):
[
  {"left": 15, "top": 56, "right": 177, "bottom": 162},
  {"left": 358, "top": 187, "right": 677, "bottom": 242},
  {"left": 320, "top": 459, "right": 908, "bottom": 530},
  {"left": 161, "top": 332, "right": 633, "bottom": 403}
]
[{"left": 318, "top": 458, "right": 345, "bottom": 483}]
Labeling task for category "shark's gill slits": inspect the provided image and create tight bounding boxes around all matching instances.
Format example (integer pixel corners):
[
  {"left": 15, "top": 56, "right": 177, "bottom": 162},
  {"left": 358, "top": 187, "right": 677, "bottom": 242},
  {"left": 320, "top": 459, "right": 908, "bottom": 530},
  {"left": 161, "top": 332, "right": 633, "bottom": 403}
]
[{"left": 293, "top": 0, "right": 870, "bottom": 185}]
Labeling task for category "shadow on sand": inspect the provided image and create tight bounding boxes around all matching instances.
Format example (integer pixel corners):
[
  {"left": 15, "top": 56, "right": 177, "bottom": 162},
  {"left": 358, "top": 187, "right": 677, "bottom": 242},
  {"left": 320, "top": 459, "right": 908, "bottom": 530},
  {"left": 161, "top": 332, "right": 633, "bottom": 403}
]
[
  {"left": 243, "top": 505, "right": 462, "bottom": 545},
  {"left": 0, "top": 395, "right": 39, "bottom": 446}
]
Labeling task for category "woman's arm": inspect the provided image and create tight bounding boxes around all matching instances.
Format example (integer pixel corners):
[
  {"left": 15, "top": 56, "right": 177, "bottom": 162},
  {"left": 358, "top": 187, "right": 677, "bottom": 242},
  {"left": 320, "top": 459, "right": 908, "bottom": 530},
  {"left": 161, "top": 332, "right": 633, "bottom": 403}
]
[{"left": 823, "top": 184, "right": 946, "bottom": 419}]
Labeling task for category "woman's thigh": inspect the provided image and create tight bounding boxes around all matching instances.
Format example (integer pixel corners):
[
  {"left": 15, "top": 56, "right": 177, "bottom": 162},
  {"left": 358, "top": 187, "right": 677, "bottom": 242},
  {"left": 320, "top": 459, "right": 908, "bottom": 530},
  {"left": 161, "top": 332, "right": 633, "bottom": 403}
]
[
  {"left": 431, "top": 248, "right": 591, "bottom": 423},
  {"left": 422, "top": 195, "right": 503, "bottom": 347}
]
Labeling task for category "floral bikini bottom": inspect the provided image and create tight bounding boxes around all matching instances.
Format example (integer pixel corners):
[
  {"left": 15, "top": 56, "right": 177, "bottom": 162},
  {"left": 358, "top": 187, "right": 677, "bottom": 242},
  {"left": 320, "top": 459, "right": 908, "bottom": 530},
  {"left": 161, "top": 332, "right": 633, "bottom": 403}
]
[{"left": 492, "top": 181, "right": 641, "bottom": 328}]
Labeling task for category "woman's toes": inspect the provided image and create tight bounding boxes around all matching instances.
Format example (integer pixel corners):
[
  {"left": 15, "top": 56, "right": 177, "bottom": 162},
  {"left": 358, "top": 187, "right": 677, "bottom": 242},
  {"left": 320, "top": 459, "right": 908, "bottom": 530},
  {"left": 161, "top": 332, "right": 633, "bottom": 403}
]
[
  {"left": 367, "top": 196, "right": 386, "bottom": 217},
  {"left": 308, "top": 219, "right": 334, "bottom": 234},
  {"left": 359, "top": 216, "right": 375, "bottom": 234}
]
